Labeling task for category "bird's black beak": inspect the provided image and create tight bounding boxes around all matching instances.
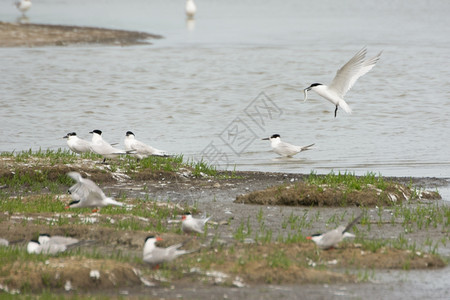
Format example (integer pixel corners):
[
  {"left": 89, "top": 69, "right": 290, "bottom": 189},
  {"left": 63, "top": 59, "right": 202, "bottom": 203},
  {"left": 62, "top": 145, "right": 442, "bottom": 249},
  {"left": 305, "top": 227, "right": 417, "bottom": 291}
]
[
  {"left": 89, "top": 131, "right": 93, "bottom": 134},
  {"left": 304, "top": 87, "right": 312, "bottom": 92},
  {"left": 63, "top": 135, "right": 68, "bottom": 139},
  {"left": 262, "top": 137, "right": 270, "bottom": 141}
]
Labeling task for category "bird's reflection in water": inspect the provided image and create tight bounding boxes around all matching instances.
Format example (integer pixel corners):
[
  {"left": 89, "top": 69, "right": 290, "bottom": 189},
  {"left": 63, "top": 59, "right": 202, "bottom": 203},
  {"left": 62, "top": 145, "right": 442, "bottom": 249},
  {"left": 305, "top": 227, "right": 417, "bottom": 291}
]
[
  {"left": 186, "top": 19, "right": 195, "bottom": 31},
  {"left": 16, "top": 15, "right": 30, "bottom": 24}
]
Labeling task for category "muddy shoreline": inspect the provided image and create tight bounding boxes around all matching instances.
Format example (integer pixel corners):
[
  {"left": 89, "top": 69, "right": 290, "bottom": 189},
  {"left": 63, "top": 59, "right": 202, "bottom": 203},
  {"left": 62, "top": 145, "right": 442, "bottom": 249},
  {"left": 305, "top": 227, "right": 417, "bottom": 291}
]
[
  {"left": 0, "top": 154, "right": 449, "bottom": 298},
  {"left": 0, "top": 22, "right": 162, "bottom": 47}
]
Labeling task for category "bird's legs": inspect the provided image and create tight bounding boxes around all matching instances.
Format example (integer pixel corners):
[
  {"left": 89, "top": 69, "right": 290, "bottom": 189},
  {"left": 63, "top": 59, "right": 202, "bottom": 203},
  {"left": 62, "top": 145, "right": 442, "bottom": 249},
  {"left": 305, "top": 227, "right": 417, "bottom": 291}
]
[{"left": 334, "top": 105, "right": 338, "bottom": 118}]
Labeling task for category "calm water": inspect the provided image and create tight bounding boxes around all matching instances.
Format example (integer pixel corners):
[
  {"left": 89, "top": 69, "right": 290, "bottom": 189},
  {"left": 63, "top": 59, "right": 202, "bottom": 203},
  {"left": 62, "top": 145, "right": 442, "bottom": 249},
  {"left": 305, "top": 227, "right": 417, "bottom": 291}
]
[{"left": 1, "top": 0, "right": 449, "bottom": 179}]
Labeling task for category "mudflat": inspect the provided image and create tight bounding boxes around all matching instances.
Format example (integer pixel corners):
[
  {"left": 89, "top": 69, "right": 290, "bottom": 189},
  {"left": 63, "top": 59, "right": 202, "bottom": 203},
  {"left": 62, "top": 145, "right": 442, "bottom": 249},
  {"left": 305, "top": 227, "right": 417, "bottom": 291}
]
[
  {"left": 0, "top": 21, "right": 162, "bottom": 47},
  {"left": 0, "top": 153, "right": 448, "bottom": 298}
]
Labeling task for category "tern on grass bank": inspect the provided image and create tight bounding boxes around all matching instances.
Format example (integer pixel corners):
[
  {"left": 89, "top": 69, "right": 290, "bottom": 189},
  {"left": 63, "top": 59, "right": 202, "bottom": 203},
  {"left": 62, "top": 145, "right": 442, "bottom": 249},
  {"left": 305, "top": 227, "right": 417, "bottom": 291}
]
[
  {"left": 15, "top": 0, "right": 32, "bottom": 15},
  {"left": 90, "top": 130, "right": 131, "bottom": 163},
  {"left": 143, "top": 236, "right": 192, "bottom": 267},
  {"left": 304, "top": 48, "right": 382, "bottom": 117},
  {"left": 27, "top": 239, "right": 67, "bottom": 255},
  {"left": 262, "top": 134, "right": 314, "bottom": 158},
  {"left": 0, "top": 238, "right": 9, "bottom": 246},
  {"left": 124, "top": 131, "right": 169, "bottom": 160},
  {"left": 181, "top": 212, "right": 211, "bottom": 234},
  {"left": 63, "top": 132, "right": 91, "bottom": 154},
  {"left": 66, "top": 171, "right": 124, "bottom": 210},
  {"left": 38, "top": 234, "right": 79, "bottom": 247},
  {"left": 27, "top": 235, "right": 80, "bottom": 255},
  {"left": 185, "top": 0, "right": 196, "bottom": 19},
  {"left": 307, "top": 214, "right": 362, "bottom": 249}
]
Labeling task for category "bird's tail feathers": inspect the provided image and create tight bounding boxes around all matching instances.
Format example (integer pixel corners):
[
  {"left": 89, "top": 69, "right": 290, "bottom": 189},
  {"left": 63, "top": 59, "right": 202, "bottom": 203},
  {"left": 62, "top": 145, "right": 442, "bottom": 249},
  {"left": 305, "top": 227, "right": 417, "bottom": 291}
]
[
  {"left": 105, "top": 198, "right": 124, "bottom": 207},
  {"left": 342, "top": 232, "right": 355, "bottom": 239},
  {"left": 301, "top": 143, "right": 315, "bottom": 151},
  {"left": 339, "top": 100, "right": 352, "bottom": 114}
]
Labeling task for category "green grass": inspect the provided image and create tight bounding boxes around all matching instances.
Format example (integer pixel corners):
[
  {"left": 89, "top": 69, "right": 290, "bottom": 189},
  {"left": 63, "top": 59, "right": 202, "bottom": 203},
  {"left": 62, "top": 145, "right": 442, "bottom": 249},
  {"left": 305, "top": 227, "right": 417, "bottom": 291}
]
[{"left": 306, "top": 171, "right": 389, "bottom": 191}]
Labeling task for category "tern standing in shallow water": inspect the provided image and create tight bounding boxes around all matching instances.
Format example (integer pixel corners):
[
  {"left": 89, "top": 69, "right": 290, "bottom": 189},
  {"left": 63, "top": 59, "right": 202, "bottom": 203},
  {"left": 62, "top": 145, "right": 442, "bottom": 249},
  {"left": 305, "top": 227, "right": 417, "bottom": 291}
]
[
  {"left": 143, "top": 236, "right": 192, "bottom": 267},
  {"left": 307, "top": 214, "right": 362, "bottom": 250},
  {"left": 262, "top": 134, "right": 314, "bottom": 158},
  {"left": 15, "top": 0, "right": 32, "bottom": 15},
  {"left": 63, "top": 132, "right": 91, "bottom": 154},
  {"left": 124, "top": 131, "right": 168, "bottom": 160},
  {"left": 185, "top": 0, "right": 196, "bottom": 19},
  {"left": 303, "top": 48, "right": 382, "bottom": 117},
  {"left": 66, "top": 171, "right": 124, "bottom": 210}
]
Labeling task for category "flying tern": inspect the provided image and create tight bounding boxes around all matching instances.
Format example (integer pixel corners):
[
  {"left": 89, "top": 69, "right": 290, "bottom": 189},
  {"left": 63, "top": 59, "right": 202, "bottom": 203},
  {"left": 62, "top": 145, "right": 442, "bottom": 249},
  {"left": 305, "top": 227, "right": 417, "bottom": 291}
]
[
  {"left": 143, "top": 236, "right": 192, "bottom": 267},
  {"left": 262, "top": 134, "right": 314, "bottom": 157},
  {"left": 63, "top": 132, "right": 91, "bottom": 154},
  {"left": 89, "top": 130, "right": 132, "bottom": 163},
  {"left": 181, "top": 212, "right": 211, "bottom": 234},
  {"left": 66, "top": 171, "right": 124, "bottom": 210},
  {"left": 307, "top": 214, "right": 362, "bottom": 249},
  {"left": 185, "top": 0, "right": 197, "bottom": 19},
  {"left": 124, "top": 131, "right": 169, "bottom": 160},
  {"left": 15, "top": 0, "right": 32, "bottom": 15},
  {"left": 304, "top": 48, "right": 382, "bottom": 117}
]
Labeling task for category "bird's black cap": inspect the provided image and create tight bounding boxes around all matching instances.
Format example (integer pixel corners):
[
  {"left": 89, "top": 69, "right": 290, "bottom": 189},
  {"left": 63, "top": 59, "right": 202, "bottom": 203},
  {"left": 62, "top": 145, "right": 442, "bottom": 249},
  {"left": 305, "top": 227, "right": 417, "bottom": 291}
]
[
  {"left": 126, "top": 131, "right": 134, "bottom": 136},
  {"left": 90, "top": 130, "right": 102, "bottom": 135},
  {"left": 270, "top": 134, "right": 281, "bottom": 139},
  {"left": 309, "top": 83, "right": 323, "bottom": 87},
  {"left": 145, "top": 235, "right": 155, "bottom": 242}
]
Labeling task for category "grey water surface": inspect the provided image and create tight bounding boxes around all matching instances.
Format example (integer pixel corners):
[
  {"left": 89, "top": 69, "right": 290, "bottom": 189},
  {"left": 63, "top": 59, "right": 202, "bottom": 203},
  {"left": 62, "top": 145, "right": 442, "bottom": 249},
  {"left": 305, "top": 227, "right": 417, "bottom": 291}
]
[{"left": 1, "top": 0, "right": 449, "bottom": 179}]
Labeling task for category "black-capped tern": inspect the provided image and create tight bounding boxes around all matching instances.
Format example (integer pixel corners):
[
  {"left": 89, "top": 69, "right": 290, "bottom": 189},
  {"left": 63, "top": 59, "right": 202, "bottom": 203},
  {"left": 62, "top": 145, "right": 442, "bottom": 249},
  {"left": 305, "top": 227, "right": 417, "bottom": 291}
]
[
  {"left": 143, "top": 236, "right": 192, "bottom": 267},
  {"left": 38, "top": 234, "right": 79, "bottom": 246},
  {"left": 66, "top": 171, "right": 124, "bottom": 210},
  {"left": 304, "top": 48, "right": 382, "bottom": 117},
  {"left": 262, "top": 134, "right": 314, "bottom": 158},
  {"left": 307, "top": 214, "right": 362, "bottom": 249},
  {"left": 89, "top": 129, "right": 132, "bottom": 163},
  {"left": 124, "top": 131, "right": 169, "bottom": 160},
  {"left": 181, "top": 212, "right": 211, "bottom": 234},
  {"left": 63, "top": 132, "right": 91, "bottom": 154}
]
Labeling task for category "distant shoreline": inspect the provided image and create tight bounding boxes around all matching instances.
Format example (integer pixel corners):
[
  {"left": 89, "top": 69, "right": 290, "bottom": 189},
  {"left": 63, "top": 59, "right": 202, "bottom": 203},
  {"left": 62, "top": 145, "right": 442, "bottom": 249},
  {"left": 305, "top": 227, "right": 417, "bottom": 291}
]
[{"left": 0, "top": 21, "right": 162, "bottom": 47}]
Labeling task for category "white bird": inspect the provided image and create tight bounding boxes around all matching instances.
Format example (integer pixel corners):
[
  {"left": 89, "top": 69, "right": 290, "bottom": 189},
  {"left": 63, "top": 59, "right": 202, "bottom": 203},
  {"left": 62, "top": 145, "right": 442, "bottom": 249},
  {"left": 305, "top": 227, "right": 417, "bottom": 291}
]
[
  {"left": 38, "top": 234, "right": 79, "bottom": 247},
  {"left": 0, "top": 238, "right": 9, "bottom": 246},
  {"left": 124, "top": 131, "right": 168, "bottom": 160},
  {"left": 262, "top": 134, "right": 314, "bottom": 158},
  {"left": 143, "top": 236, "right": 191, "bottom": 267},
  {"left": 66, "top": 171, "right": 124, "bottom": 210},
  {"left": 15, "top": 0, "right": 32, "bottom": 15},
  {"left": 63, "top": 132, "right": 91, "bottom": 154},
  {"left": 27, "top": 239, "right": 66, "bottom": 255},
  {"left": 185, "top": 0, "right": 197, "bottom": 19},
  {"left": 90, "top": 129, "right": 131, "bottom": 163},
  {"left": 304, "top": 48, "right": 382, "bottom": 117},
  {"left": 307, "top": 214, "right": 362, "bottom": 249},
  {"left": 181, "top": 212, "right": 211, "bottom": 234}
]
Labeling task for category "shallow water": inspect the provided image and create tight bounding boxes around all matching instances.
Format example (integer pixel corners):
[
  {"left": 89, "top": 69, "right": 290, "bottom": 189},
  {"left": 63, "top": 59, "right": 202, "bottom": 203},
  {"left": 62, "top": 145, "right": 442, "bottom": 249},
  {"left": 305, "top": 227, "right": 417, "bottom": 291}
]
[{"left": 1, "top": 0, "right": 450, "bottom": 179}]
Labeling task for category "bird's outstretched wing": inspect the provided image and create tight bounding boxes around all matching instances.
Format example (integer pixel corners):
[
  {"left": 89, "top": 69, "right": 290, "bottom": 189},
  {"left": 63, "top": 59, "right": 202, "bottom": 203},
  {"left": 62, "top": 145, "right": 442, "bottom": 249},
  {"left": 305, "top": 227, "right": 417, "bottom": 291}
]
[{"left": 329, "top": 48, "right": 382, "bottom": 97}]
